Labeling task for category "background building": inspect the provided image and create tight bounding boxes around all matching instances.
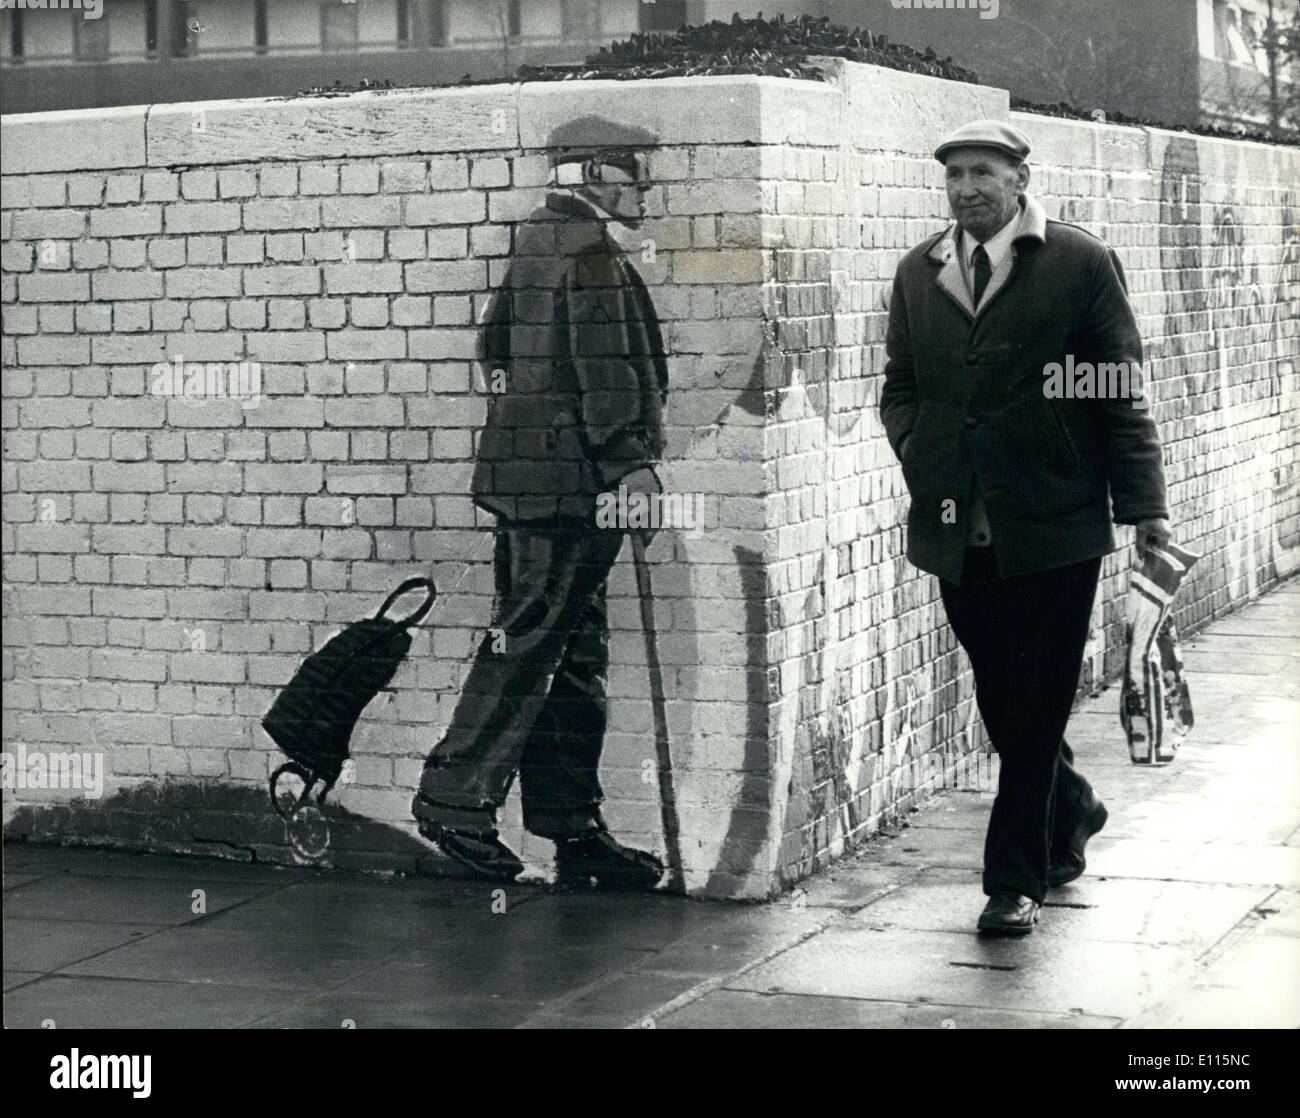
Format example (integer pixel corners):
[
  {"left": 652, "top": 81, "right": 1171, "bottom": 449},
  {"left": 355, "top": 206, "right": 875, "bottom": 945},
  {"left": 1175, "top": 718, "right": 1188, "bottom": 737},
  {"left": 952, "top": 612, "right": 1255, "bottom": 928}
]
[
  {"left": 686, "top": 0, "right": 1297, "bottom": 135},
  {"left": 0, "top": 0, "right": 687, "bottom": 113},
  {"left": 1199, "top": 0, "right": 1296, "bottom": 132},
  {"left": 3, "top": 3, "right": 1294, "bottom": 136}
]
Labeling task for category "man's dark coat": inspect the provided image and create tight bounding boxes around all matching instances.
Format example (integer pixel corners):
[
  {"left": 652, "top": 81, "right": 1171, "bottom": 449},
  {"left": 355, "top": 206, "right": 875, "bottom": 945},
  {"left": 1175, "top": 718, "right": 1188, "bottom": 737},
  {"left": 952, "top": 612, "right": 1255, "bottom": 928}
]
[
  {"left": 880, "top": 193, "right": 1169, "bottom": 583},
  {"left": 471, "top": 191, "right": 668, "bottom": 524}
]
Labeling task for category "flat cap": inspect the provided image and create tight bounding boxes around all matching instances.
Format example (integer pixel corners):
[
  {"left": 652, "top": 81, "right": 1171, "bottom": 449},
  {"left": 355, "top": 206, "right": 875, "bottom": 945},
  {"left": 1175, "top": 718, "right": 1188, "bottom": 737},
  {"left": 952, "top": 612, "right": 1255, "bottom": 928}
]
[
  {"left": 547, "top": 115, "right": 659, "bottom": 169},
  {"left": 933, "top": 119, "right": 1031, "bottom": 164}
]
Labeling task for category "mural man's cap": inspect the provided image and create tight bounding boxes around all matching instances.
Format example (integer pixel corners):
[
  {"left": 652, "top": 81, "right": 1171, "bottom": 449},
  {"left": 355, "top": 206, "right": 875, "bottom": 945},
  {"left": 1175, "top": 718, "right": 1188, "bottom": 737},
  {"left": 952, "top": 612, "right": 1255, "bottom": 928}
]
[
  {"left": 547, "top": 115, "right": 659, "bottom": 174},
  {"left": 934, "top": 120, "right": 1032, "bottom": 164}
]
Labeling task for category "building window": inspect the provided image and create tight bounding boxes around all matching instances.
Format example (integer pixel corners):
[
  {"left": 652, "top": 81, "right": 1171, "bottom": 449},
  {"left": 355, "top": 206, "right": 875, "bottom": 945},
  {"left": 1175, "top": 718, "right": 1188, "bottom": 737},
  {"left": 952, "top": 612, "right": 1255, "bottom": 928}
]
[
  {"left": 255, "top": 0, "right": 269, "bottom": 54},
  {"left": 321, "top": 1, "right": 359, "bottom": 51},
  {"left": 1224, "top": 3, "right": 1258, "bottom": 65},
  {"left": 75, "top": 12, "right": 111, "bottom": 60},
  {"left": 8, "top": 8, "right": 24, "bottom": 61},
  {"left": 171, "top": 1, "right": 193, "bottom": 57},
  {"left": 145, "top": 0, "right": 158, "bottom": 55},
  {"left": 641, "top": 0, "right": 687, "bottom": 32},
  {"left": 507, "top": 0, "right": 522, "bottom": 40},
  {"left": 561, "top": 0, "right": 595, "bottom": 39},
  {"left": 397, "top": 0, "right": 410, "bottom": 44},
  {"left": 428, "top": 0, "right": 447, "bottom": 46},
  {"left": 1238, "top": 11, "right": 1270, "bottom": 73}
]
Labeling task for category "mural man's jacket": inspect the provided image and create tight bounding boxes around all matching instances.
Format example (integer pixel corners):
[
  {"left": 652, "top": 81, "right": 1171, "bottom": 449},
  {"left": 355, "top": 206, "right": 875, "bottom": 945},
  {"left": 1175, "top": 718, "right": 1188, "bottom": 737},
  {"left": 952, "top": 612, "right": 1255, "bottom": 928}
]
[
  {"left": 880, "top": 192, "right": 1169, "bottom": 584},
  {"left": 471, "top": 190, "right": 669, "bottom": 525}
]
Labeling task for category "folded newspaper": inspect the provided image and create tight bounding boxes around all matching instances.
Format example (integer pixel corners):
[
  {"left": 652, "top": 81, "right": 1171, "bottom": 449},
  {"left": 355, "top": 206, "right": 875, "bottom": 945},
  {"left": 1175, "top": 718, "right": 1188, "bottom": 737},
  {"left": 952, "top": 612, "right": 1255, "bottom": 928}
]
[{"left": 1120, "top": 542, "right": 1200, "bottom": 765}]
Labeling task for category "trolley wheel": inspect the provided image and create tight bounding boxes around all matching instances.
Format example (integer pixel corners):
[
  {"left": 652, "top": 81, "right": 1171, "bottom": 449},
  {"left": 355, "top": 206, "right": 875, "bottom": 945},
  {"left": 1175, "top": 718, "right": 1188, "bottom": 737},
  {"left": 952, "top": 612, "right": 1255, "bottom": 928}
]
[{"left": 286, "top": 803, "right": 331, "bottom": 862}]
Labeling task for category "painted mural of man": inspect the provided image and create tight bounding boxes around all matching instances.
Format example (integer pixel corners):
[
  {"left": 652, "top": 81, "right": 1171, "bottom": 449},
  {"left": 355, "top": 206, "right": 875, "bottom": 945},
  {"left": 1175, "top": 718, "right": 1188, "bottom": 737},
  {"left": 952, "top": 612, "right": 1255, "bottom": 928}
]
[
  {"left": 412, "top": 117, "right": 669, "bottom": 890},
  {"left": 880, "top": 120, "right": 1171, "bottom": 935}
]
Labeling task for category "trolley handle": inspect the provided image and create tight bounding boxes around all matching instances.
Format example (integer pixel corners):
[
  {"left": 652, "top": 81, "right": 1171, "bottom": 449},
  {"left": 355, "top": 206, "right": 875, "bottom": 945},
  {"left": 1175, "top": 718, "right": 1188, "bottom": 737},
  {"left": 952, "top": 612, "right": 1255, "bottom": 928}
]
[{"left": 374, "top": 576, "right": 438, "bottom": 630}]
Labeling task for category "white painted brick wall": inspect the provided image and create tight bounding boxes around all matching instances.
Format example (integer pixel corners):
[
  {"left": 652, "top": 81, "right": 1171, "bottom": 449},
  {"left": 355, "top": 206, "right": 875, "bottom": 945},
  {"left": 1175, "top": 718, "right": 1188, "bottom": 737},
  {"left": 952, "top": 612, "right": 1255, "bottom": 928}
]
[{"left": 2, "top": 67, "right": 1297, "bottom": 898}]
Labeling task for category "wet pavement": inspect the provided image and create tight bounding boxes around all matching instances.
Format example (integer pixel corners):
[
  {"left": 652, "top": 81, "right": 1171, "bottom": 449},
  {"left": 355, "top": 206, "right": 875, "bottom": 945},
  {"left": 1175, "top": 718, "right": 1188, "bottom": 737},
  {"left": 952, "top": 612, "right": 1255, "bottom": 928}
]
[{"left": 4, "top": 580, "right": 1297, "bottom": 1029}]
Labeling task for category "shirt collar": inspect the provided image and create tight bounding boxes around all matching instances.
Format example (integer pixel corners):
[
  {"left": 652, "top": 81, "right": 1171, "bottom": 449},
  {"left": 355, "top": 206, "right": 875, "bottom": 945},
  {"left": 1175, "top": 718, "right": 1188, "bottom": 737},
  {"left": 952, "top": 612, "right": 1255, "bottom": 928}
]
[
  {"left": 925, "top": 193, "right": 1047, "bottom": 268},
  {"left": 962, "top": 202, "right": 1023, "bottom": 272}
]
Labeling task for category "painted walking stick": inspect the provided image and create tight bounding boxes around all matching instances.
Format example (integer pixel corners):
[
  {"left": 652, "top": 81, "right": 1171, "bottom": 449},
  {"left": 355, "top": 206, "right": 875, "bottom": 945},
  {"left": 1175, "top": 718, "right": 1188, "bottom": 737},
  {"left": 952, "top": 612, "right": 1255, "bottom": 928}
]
[{"left": 631, "top": 532, "right": 684, "bottom": 892}]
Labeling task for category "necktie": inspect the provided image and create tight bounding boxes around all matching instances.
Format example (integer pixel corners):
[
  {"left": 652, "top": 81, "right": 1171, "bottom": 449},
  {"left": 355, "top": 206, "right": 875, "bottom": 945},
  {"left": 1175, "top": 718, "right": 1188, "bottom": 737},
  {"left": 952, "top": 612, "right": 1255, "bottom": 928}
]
[{"left": 971, "top": 244, "right": 991, "bottom": 308}]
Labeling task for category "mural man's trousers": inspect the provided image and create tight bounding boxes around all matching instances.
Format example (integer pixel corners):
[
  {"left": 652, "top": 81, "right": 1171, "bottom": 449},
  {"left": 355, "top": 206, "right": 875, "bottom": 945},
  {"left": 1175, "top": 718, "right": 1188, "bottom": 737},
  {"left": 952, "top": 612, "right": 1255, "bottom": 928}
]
[
  {"left": 939, "top": 547, "right": 1104, "bottom": 904},
  {"left": 414, "top": 524, "right": 625, "bottom": 840}
]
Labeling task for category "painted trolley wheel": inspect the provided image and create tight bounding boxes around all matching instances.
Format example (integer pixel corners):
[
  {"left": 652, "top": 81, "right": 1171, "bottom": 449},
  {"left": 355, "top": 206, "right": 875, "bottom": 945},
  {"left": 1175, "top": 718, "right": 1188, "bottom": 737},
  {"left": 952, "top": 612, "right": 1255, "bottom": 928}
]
[
  {"left": 286, "top": 803, "right": 331, "bottom": 862},
  {"left": 269, "top": 762, "right": 333, "bottom": 860}
]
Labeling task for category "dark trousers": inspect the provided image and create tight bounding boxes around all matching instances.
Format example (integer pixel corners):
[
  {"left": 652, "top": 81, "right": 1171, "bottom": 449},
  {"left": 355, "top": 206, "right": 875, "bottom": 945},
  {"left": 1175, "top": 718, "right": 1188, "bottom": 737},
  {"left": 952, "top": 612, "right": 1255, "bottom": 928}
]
[
  {"left": 414, "top": 525, "right": 625, "bottom": 839},
  {"left": 939, "top": 547, "right": 1103, "bottom": 903}
]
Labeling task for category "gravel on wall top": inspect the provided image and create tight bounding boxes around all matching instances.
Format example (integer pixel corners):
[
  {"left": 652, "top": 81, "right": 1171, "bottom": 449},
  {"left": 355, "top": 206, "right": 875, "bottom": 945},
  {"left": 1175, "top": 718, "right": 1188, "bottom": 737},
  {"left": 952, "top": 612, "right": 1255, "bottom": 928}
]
[
  {"left": 291, "top": 12, "right": 1296, "bottom": 148},
  {"left": 293, "top": 13, "right": 977, "bottom": 95}
]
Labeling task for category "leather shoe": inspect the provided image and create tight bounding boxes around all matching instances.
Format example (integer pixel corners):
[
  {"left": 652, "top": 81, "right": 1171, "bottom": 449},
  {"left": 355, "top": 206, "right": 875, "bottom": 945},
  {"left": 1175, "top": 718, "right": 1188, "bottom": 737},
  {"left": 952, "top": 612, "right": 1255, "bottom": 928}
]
[
  {"left": 1049, "top": 800, "right": 1108, "bottom": 887},
  {"left": 419, "top": 822, "right": 524, "bottom": 882},
  {"left": 977, "top": 893, "right": 1041, "bottom": 936},
  {"left": 554, "top": 828, "right": 664, "bottom": 892}
]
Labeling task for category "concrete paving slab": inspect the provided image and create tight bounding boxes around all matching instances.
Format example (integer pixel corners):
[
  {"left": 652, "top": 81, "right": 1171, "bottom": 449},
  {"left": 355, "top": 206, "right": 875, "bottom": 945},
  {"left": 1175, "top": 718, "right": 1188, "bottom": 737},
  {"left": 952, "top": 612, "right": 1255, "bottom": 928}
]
[
  {"left": 1086, "top": 838, "right": 1300, "bottom": 887},
  {"left": 794, "top": 858, "right": 927, "bottom": 908},
  {"left": 517, "top": 970, "right": 714, "bottom": 1029},
  {"left": 865, "top": 828, "right": 986, "bottom": 870},
  {"left": 1162, "top": 766, "right": 1300, "bottom": 804},
  {"left": 728, "top": 925, "right": 1199, "bottom": 1018},
  {"left": 1199, "top": 928, "right": 1300, "bottom": 991},
  {"left": 1096, "top": 796, "right": 1298, "bottom": 846},
  {"left": 1191, "top": 630, "right": 1300, "bottom": 654},
  {"left": 1, "top": 845, "right": 306, "bottom": 884},
  {"left": 1123, "top": 894, "right": 1300, "bottom": 1029},
  {"left": 636, "top": 906, "right": 830, "bottom": 974},
  {"left": 4, "top": 972, "right": 44, "bottom": 992},
  {"left": 3, "top": 917, "right": 168, "bottom": 973},
  {"left": 852, "top": 866, "right": 1271, "bottom": 950},
  {"left": 438, "top": 890, "right": 730, "bottom": 952},
  {"left": 1180, "top": 678, "right": 1300, "bottom": 703},
  {"left": 194, "top": 876, "right": 513, "bottom": 945},
  {"left": 1125, "top": 980, "right": 1299, "bottom": 1028},
  {"left": 3, "top": 975, "right": 291, "bottom": 1029},
  {"left": 57, "top": 925, "right": 398, "bottom": 992},
  {"left": 7, "top": 873, "right": 281, "bottom": 926},
  {"left": 253, "top": 989, "right": 546, "bottom": 1030},
  {"left": 1199, "top": 617, "right": 1297, "bottom": 638},
  {"left": 894, "top": 797, "right": 988, "bottom": 831},
  {"left": 375, "top": 946, "right": 658, "bottom": 1001},
  {"left": 1181, "top": 650, "right": 1297, "bottom": 680},
  {"left": 1257, "top": 890, "right": 1300, "bottom": 932},
  {"left": 658, "top": 989, "right": 1122, "bottom": 1029}
]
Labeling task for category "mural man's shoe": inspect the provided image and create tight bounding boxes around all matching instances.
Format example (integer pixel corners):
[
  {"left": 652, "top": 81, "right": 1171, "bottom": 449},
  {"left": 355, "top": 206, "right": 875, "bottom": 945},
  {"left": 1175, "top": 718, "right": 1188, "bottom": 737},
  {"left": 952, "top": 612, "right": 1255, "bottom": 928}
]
[
  {"left": 420, "top": 822, "right": 524, "bottom": 882},
  {"left": 554, "top": 828, "right": 664, "bottom": 891},
  {"left": 1048, "top": 800, "right": 1109, "bottom": 887},
  {"left": 977, "top": 893, "right": 1041, "bottom": 936}
]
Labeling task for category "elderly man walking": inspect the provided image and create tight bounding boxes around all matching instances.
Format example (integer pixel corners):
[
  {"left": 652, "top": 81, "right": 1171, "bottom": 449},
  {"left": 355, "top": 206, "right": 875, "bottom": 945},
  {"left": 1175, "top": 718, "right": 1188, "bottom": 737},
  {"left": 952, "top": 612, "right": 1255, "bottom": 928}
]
[
  {"left": 880, "top": 120, "right": 1171, "bottom": 935},
  {"left": 412, "top": 118, "right": 668, "bottom": 890}
]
